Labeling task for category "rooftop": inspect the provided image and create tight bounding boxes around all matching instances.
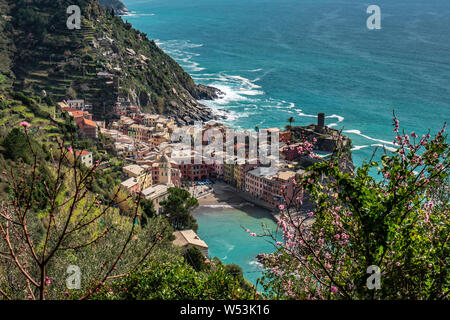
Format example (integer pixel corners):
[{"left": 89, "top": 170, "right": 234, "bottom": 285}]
[
  {"left": 173, "top": 230, "right": 208, "bottom": 249},
  {"left": 123, "top": 164, "right": 145, "bottom": 176},
  {"left": 274, "top": 170, "right": 297, "bottom": 181},
  {"left": 75, "top": 150, "right": 91, "bottom": 157},
  {"left": 141, "top": 184, "right": 169, "bottom": 200},
  {"left": 120, "top": 177, "right": 139, "bottom": 189}
]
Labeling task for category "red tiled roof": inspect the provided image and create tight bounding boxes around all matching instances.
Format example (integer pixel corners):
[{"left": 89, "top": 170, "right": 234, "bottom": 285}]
[
  {"left": 82, "top": 118, "right": 96, "bottom": 127},
  {"left": 69, "top": 110, "right": 84, "bottom": 118},
  {"left": 75, "top": 150, "right": 91, "bottom": 157}
]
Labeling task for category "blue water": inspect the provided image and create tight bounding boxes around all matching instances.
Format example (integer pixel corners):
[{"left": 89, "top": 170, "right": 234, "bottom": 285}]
[
  {"left": 121, "top": 0, "right": 450, "bottom": 283},
  {"left": 193, "top": 206, "right": 279, "bottom": 285}
]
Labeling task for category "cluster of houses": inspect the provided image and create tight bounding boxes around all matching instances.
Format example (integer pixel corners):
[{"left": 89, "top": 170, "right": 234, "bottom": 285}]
[
  {"left": 105, "top": 112, "right": 341, "bottom": 211},
  {"left": 57, "top": 97, "right": 348, "bottom": 255},
  {"left": 58, "top": 98, "right": 344, "bottom": 212},
  {"left": 58, "top": 100, "right": 100, "bottom": 139}
]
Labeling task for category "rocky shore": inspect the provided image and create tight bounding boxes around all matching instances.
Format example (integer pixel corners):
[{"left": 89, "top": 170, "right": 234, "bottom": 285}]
[{"left": 99, "top": 0, "right": 130, "bottom": 15}]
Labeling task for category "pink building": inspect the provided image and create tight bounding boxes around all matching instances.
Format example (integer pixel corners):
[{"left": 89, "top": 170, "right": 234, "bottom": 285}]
[
  {"left": 211, "top": 159, "right": 223, "bottom": 178},
  {"left": 245, "top": 168, "right": 304, "bottom": 209},
  {"left": 245, "top": 167, "right": 267, "bottom": 199},
  {"left": 262, "top": 171, "right": 299, "bottom": 208}
]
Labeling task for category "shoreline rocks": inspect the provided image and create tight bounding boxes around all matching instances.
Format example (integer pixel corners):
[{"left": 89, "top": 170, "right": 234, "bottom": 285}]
[{"left": 193, "top": 84, "right": 225, "bottom": 100}]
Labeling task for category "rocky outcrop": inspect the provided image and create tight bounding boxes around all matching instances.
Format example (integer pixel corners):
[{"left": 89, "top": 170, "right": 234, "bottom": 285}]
[
  {"left": 98, "top": 0, "right": 129, "bottom": 15},
  {"left": 3, "top": 0, "right": 226, "bottom": 125},
  {"left": 192, "top": 84, "right": 225, "bottom": 100}
]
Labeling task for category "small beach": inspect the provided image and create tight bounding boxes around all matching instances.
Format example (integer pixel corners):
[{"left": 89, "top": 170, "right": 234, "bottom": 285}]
[
  {"left": 196, "top": 181, "right": 254, "bottom": 207},
  {"left": 193, "top": 182, "right": 280, "bottom": 285}
]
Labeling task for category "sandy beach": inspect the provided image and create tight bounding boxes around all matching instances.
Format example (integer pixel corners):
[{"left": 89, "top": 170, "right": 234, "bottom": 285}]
[{"left": 196, "top": 181, "right": 251, "bottom": 207}]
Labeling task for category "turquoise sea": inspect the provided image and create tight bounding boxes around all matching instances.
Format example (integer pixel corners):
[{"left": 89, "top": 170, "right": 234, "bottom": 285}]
[
  {"left": 121, "top": 0, "right": 450, "bottom": 283},
  {"left": 192, "top": 206, "right": 279, "bottom": 285}
]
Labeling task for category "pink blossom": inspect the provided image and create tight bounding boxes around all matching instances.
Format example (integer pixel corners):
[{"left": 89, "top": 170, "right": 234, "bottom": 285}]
[
  {"left": 331, "top": 286, "right": 338, "bottom": 293},
  {"left": 20, "top": 121, "right": 30, "bottom": 128}
]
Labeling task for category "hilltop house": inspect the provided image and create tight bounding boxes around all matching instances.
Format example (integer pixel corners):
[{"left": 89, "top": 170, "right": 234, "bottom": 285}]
[
  {"left": 172, "top": 229, "right": 209, "bottom": 257},
  {"left": 141, "top": 184, "right": 170, "bottom": 214},
  {"left": 77, "top": 118, "right": 97, "bottom": 139},
  {"left": 75, "top": 150, "right": 93, "bottom": 168}
]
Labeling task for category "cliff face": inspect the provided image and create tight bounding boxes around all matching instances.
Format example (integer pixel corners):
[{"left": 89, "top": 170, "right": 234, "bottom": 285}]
[
  {"left": 98, "top": 0, "right": 129, "bottom": 15},
  {"left": 0, "top": 0, "right": 222, "bottom": 125}
]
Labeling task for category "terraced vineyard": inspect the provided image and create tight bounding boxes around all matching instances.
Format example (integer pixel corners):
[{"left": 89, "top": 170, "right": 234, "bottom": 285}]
[{"left": 0, "top": 0, "right": 219, "bottom": 125}]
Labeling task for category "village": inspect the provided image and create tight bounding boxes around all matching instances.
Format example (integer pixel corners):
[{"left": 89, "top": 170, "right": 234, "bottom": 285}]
[
  {"left": 57, "top": 98, "right": 350, "bottom": 254},
  {"left": 57, "top": 98, "right": 350, "bottom": 212}
]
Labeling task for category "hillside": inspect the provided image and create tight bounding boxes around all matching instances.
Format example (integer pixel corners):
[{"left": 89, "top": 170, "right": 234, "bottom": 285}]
[
  {"left": 99, "top": 0, "right": 129, "bottom": 15},
  {"left": 0, "top": 0, "right": 222, "bottom": 125}
]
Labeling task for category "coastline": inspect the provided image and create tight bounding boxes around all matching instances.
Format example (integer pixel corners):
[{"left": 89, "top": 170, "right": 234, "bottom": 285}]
[
  {"left": 195, "top": 181, "right": 281, "bottom": 222},
  {"left": 193, "top": 183, "right": 282, "bottom": 285},
  {"left": 196, "top": 181, "right": 255, "bottom": 208}
]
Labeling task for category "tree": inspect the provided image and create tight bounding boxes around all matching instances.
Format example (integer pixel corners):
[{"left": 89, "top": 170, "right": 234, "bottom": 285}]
[
  {"left": 285, "top": 117, "right": 295, "bottom": 134},
  {"left": 288, "top": 116, "right": 295, "bottom": 127},
  {"left": 90, "top": 255, "right": 256, "bottom": 300},
  {"left": 160, "top": 187, "right": 199, "bottom": 232},
  {"left": 256, "top": 115, "right": 449, "bottom": 300},
  {"left": 0, "top": 125, "right": 167, "bottom": 300},
  {"left": 139, "top": 198, "right": 156, "bottom": 226},
  {"left": 184, "top": 246, "right": 206, "bottom": 272},
  {"left": 225, "top": 263, "right": 253, "bottom": 291},
  {"left": 1, "top": 128, "right": 40, "bottom": 163}
]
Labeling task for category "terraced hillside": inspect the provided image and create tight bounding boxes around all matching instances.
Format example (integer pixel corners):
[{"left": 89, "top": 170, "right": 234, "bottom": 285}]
[{"left": 0, "top": 0, "right": 221, "bottom": 124}]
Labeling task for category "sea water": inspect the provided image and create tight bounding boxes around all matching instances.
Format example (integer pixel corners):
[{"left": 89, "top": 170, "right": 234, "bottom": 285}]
[{"left": 121, "top": 0, "right": 450, "bottom": 284}]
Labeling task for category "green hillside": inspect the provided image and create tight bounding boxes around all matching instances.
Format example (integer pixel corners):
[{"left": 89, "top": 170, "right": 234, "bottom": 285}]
[{"left": 0, "top": 0, "right": 221, "bottom": 124}]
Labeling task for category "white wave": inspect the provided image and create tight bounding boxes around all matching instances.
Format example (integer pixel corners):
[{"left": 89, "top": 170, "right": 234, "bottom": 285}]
[
  {"left": 249, "top": 260, "right": 263, "bottom": 268},
  {"left": 351, "top": 144, "right": 397, "bottom": 153},
  {"left": 199, "top": 202, "right": 254, "bottom": 209},
  {"left": 326, "top": 114, "right": 344, "bottom": 122},
  {"left": 351, "top": 145, "right": 369, "bottom": 151},
  {"left": 297, "top": 111, "right": 318, "bottom": 118},
  {"left": 326, "top": 114, "right": 345, "bottom": 128},
  {"left": 343, "top": 130, "right": 395, "bottom": 146},
  {"left": 370, "top": 144, "right": 397, "bottom": 153},
  {"left": 154, "top": 39, "right": 205, "bottom": 72},
  {"left": 125, "top": 13, "right": 155, "bottom": 17},
  {"left": 247, "top": 68, "right": 263, "bottom": 72}
]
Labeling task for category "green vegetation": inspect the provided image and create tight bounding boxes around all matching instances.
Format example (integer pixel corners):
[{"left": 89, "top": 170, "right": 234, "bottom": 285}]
[
  {"left": 161, "top": 187, "right": 199, "bottom": 232},
  {"left": 184, "top": 246, "right": 207, "bottom": 272},
  {"left": 259, "top": 120, "right": 449, "bottom": 299},
  {"left": 91, "top": 256, "right": 255, "bottom": 300},
  {"left": 0, "top": 0, "right": 214, "bottom": 121}
]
